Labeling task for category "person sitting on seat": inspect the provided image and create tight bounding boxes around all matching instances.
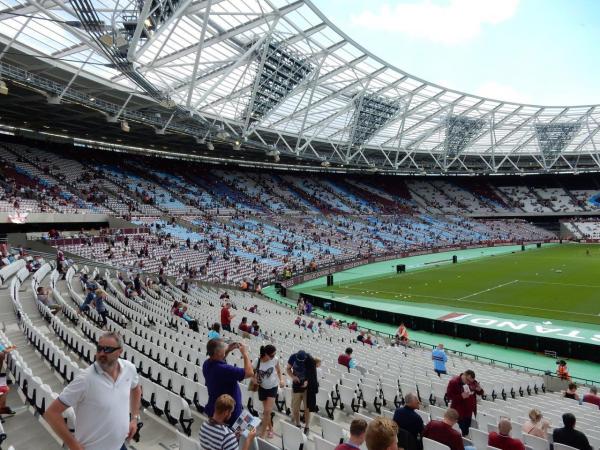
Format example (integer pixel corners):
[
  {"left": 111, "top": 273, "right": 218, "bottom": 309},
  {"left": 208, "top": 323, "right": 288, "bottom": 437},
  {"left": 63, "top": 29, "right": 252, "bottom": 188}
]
[
  {"left": 582, "top": 386, "right": 600, "bottom": 408},
  {"left": 199, "top": 394, "right": 256, "bottom": 450},
  {"left": 552, "top": 413, "right": 592, "bottom": 450},
  {"left": 238, "top": 317, "right": 251, "bottom": 334},
  {"left": 365, "top": 417, "right": 399, "bottom": 450},
  {"left": 564, "top": 383, "right": 579, "bottom": 401},
  {"left": 175, "top": 305, "right": 199, "bottom": 332},
  {"left": 336, "top": 419, "right": 368, "bottom": 450},
  {"left": 395, "top": 322, "right": 410, "bottom": 346},
  {"left": 522, "top": 409, "right": 550, "bottom": 440},
  {"left": 488, "top": 419, "right": 525, "bottom": 450},
  {"left": 423, "top": 408, "right": 465, "bottom": 450},
  {"left": 0, "top": 371, "right": 16, "bottom": 417},
  {"left": 36, "top": 286, "right": 62, "bottom": 315},
  {"left": 0, "top": 342, "right": 16, "bottom": 375},
  {"left": 250, "top": 320, "right": 260, "bottom": 337},
  {"left": 364, "top": 334, "right": 375, "bottom": 346},
  {"left": 208, "top": 323, "right": 221, "bottom": 341},
  {"left": 338, "top": 347, "right": 353, "bottom": 370},
  {"left": 393, "top": 392, "right": 423, "bottom": 450}
]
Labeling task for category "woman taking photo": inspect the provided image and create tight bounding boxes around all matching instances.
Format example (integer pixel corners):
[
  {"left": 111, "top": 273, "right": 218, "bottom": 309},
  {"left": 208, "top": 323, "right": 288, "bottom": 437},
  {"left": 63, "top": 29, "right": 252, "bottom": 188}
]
[{"left": 253, "top": 344, "right": 284, "bottom": 438}]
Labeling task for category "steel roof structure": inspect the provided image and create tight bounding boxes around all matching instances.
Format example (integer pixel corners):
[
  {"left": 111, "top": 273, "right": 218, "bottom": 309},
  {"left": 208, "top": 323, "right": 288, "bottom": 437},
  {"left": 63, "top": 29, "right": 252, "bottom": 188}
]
[{"left": 1, "top": 0, "right": 600, "bottom": 174}]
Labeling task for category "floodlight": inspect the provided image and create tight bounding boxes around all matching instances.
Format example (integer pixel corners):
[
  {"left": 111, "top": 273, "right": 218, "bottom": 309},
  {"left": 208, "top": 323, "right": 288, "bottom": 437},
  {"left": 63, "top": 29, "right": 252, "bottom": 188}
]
[{"left": 159, "top": 98, "right": 176, "bottom": 108}]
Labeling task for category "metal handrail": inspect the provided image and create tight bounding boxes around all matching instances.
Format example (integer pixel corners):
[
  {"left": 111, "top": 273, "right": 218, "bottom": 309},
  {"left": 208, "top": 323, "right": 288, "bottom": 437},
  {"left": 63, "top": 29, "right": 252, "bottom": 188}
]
[{"left": 264, "top": 292, "right": 600, "bottom": 386}]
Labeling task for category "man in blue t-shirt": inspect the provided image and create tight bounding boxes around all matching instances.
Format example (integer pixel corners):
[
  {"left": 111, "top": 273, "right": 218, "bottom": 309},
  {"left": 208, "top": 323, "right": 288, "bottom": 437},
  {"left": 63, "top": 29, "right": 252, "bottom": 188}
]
[
  {"left": 203, "top": 339, "right": 253, "bottom": 427},
  {"left": 432, "top": 344, "right": 448, "bottom": 376}
]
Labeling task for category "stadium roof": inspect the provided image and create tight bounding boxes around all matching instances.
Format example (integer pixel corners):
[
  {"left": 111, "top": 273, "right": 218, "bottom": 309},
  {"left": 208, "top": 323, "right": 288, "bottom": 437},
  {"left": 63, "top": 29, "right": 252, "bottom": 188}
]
[{"left": 1, "top": 0, "right": 600, "bottom": 174}]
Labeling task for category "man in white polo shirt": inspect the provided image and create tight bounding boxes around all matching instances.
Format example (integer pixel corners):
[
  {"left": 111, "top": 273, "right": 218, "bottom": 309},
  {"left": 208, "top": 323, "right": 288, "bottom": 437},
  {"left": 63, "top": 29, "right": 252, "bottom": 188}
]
[{"left": 44, "top": 331, "right": 141, "bottom": 450}]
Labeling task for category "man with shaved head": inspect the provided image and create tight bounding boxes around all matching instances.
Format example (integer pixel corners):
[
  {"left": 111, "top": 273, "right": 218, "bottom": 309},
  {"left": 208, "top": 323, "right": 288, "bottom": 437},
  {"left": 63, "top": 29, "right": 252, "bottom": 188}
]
[
  {"left": 488, "top": 419, "right": 525, "bottom": 450},
  {"left": 423, "top": 408, "right": 465, "bottom": 450}
]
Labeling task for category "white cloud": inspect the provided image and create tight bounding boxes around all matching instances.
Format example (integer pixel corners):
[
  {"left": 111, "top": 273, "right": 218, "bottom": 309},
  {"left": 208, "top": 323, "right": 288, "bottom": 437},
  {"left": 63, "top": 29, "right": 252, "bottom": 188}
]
[
  {"left": 474, "top": 81, "right": 531, "bottom": 104},
  {"left": 350, "top": 0, "right": 520, "bottom": 45}
]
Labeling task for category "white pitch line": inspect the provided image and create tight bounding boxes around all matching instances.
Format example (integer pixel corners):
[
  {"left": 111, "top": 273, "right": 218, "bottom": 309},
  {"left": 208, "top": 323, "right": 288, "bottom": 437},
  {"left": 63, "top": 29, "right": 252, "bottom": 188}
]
[
  {"left": 457, "top": 279, "right": 519, "bottom": 301},
  {"left": 519, "top": 280, "right": 600, "bottom": 289},
  {"left": 335, "top": 285, "right": 600, "bottom": 318}
]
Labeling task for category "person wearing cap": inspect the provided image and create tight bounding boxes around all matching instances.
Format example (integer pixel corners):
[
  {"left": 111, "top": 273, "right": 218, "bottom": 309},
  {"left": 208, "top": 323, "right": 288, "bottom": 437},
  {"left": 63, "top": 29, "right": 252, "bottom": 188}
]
[
  {"left": 79, "top": 275, "right": 99, "bottom": 314},
  {"left": 81, "top": 289, "right": 109, "bottom": 329},
  {"left": 287, "top": 350, "right": 318, "bottom": 434}
]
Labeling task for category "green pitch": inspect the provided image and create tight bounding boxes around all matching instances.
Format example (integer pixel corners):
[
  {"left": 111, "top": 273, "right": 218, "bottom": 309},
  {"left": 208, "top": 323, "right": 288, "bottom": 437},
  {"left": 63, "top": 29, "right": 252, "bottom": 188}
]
[{"left": 311, "top": 244, "right": 600, "bottom": 325}]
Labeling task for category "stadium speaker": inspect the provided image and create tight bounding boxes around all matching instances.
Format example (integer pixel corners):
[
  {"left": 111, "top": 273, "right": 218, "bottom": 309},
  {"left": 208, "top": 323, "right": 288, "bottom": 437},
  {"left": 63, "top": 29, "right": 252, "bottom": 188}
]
[
  {"left": 396, "top": 264, "right": 406, "bottom": 273},
  {"left": 521, "top": 244, "right": 525, "bottom": 251},
  {"left": 452, "top": 255, "right": 458, "bottom": 264},
  {"left": 326, "top": 274, "right": 334, "bottom": 286},
  {"left": 537, "top": 243, "right": 542, "bottom": 248}
]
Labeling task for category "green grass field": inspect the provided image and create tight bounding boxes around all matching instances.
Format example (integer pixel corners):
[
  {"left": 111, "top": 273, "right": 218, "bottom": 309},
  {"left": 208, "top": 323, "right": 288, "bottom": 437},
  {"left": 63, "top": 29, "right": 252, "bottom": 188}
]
[{"left": 312, "top": 244, "right": 600, "bottom": 325}]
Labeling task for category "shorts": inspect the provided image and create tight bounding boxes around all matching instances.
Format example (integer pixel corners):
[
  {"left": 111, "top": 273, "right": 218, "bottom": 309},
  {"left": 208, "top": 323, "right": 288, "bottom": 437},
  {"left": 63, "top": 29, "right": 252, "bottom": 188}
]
[{"left": 258, "top": 386, "right": 278, "bottom": 401}]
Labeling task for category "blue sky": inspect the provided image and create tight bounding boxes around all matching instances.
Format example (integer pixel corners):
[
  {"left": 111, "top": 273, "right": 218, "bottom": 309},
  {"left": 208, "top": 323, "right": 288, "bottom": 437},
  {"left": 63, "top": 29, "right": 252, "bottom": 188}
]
[{"left": 312, "top": 0, "right": 600, "bottom": 106}]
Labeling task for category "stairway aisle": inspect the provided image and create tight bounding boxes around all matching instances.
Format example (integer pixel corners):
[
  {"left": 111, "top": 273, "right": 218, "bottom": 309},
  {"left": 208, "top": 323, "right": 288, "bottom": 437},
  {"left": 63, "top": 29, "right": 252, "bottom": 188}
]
[
  {"left": 0, "top": 282, "right": 63, "bottom": 450},
  {"left": 54, "top": 275, "right": 196, "bottom": 449}
]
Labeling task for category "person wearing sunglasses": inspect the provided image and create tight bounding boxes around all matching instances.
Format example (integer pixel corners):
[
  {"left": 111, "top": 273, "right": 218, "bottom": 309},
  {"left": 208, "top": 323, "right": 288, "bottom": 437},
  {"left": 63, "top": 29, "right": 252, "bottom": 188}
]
[
  {"left": 44, "top": 331, "right": 141, "bottom": 450},
  {"left": 253, "top": 345, "right": 285, "bottom": 438}
]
